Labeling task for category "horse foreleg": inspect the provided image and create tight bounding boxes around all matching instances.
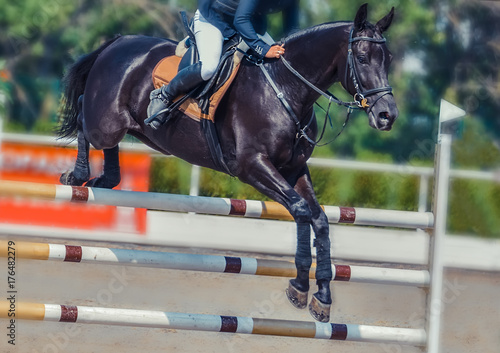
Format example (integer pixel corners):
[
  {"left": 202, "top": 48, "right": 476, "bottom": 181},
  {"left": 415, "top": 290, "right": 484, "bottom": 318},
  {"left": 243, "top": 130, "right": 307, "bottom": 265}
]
[
  {"left": 85, "top": 146, "right": 121, "bottom": 189},
  {"left": 237, "top": 156, "right": 315, "bottom": 315},
  {"left": 60, "top": 127, "right": 91, "bottom": 186},
  {"left": 292, "top": 168, "right": 332, "bottom": 322},
  {"left": 287, "top": 201, "right": 313, "bottom": 309}
]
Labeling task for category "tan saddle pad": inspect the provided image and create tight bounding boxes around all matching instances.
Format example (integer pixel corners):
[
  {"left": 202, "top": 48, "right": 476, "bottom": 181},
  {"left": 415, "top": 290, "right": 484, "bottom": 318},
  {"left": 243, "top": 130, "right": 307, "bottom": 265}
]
[{"left": 151, "top": 46, "right": 244, "bottom": 122}]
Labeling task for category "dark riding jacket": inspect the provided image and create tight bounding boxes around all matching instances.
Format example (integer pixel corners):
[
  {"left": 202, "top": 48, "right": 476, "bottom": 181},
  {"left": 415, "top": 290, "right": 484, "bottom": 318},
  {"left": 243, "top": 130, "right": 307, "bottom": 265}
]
[{"left": 198, "top": 0, "right": 299, "bottom": 58}]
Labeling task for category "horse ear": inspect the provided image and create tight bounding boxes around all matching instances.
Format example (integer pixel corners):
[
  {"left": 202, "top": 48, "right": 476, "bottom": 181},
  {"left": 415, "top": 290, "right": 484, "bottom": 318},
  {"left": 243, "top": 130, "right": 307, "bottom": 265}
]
[
  {"left": 354, "top": 3, "right": 368, "bottom": 31},
  {"left": 376, "top": 7, "right": 395, "bottom": 33}
]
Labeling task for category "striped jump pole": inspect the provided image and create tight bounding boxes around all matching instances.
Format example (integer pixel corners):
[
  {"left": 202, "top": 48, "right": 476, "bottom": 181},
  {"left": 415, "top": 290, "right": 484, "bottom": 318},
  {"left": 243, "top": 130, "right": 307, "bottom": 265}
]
[
  {"left": 0, "top": 241, "right": 430, "bottom": 287},
  {"left": 0, "top": 301, "right": 427, "bottom": 346},
  {"left": 0, "top": 180, "right": 434, "bottom": 229}
]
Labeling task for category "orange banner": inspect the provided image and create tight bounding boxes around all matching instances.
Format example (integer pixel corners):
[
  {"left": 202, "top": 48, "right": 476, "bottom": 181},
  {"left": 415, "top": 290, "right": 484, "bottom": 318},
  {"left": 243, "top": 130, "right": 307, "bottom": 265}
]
[{"left": 0, "top": 141, "right": 151, "bottom": 234}]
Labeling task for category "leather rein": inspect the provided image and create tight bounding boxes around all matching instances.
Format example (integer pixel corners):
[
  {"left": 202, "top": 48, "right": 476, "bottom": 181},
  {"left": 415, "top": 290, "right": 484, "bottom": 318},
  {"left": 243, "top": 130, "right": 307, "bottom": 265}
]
[{"left": 245, "top": 26, "right": 393, "bottom": 146}]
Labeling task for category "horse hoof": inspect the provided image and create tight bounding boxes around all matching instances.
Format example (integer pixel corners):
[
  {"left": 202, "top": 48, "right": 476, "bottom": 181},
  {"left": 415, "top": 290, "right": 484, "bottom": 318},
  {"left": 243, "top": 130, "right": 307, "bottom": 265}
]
[
  {"left": 286, "top": 280, "right": 308, "bottom": 309},
  {"left": 60, "top": 171, "right": 72, "bottom": 185},
  {"left": 60, "top": 171, "right": 86, "bottom": 186},
  {"left": 309, "top": 294, "right": 331, "bottom": 322}
]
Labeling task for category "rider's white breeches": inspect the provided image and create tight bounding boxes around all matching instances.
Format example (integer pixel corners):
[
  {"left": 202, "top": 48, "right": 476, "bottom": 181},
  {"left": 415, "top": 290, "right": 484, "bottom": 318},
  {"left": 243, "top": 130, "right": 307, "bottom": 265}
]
[
  {"left": 193, "top": 10, "right": 275, "bottom": 81},
  {"left": 194, "top": 10, "right": 224, "bottom": 81}
]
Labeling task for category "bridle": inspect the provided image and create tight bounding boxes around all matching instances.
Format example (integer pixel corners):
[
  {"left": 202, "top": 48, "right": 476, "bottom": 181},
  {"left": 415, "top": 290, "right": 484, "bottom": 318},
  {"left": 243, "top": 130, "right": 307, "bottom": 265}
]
[
  {"left": 346, "top": 27, "right": 393, "bottom": 113},
  {"left": 245, "top": 24, "right": 393, "bottom": 146}
]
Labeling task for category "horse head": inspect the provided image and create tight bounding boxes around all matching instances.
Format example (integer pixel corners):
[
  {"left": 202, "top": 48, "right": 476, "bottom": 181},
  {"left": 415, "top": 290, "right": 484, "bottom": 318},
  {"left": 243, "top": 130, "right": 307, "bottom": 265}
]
[{"left": 344, "top": 4, "right": 398, "bottom": 131}]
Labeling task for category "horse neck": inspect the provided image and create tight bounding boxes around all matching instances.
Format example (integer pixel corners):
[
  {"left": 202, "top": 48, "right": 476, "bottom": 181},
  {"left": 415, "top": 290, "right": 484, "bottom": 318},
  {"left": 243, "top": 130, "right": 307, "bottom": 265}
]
[{"left": 280, "top": 23, "right": 350, "bottom": 105}]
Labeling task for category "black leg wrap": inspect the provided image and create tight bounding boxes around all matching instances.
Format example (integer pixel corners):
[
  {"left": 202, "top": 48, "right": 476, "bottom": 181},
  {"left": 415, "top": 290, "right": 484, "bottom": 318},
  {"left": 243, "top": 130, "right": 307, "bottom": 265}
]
[
  {"left": 72, "top": 160, "right": 90, "bottom": 183},
  {"left": 310, "top": 233, "right": 332, "bottom": 322},
  {"left": 103, "top": 148, "right": 120, "bottom": 180},
  {"left": 309, "top": 231, "right": 332, "bottom": 322},
  {"left": 85, "top": 147, "right": 121, "bottom": 189},
  {"left": 294, "top": 222, "right": 312, "bottom": 291},
  {"left": 286, "top": 222, "right": 311, "bottom": 309},
  {"left": 295, "top": 223, "right": 312, "bottom": 271},
  {"left": 61, "top": 129, "right": 90, "bottom": 186},
  {"left": 314, "top": 234, "right": 333, "bottom": 282}
]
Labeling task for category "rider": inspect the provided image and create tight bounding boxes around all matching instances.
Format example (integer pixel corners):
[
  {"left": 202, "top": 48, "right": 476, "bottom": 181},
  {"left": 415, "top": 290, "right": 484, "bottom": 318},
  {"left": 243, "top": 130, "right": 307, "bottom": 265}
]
[{"left": 146, "top": 0, "right": 300, "bottom": 129}]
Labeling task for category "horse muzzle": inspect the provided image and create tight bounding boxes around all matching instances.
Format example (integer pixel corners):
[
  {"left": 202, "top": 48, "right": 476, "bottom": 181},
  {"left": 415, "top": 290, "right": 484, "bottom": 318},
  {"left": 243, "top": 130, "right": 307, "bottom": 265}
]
[{"left": 367, "top": 93, "right": 398, "bottom": 131}]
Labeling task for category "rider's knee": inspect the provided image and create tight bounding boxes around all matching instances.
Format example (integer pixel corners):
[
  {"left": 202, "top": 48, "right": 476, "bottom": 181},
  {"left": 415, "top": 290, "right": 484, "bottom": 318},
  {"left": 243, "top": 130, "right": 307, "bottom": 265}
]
[{"left": 200, "top": 61, "right": 218, "bottom": 81}]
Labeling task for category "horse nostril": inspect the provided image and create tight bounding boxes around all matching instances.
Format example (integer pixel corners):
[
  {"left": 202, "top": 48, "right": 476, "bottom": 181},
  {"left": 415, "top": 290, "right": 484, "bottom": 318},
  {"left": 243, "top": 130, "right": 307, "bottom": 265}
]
[{"left": 379, "top": 112, "right": 390, "bottom": 122}]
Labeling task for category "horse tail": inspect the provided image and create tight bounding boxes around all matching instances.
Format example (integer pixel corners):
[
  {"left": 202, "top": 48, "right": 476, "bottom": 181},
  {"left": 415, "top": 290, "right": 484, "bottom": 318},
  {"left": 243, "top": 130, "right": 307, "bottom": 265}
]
[{"left": 57, "top": 36, "right": 122, "bottom": 139}]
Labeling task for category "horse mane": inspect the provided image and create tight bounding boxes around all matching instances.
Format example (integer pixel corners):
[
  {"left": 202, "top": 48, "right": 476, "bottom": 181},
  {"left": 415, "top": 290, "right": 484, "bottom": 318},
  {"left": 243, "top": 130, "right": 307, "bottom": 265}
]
[
  {"left": 282, "top": 18, "right": 383, "bottom": 48},
  {"left": 283, "top": 21, "right": 351, "bottom": 46}
]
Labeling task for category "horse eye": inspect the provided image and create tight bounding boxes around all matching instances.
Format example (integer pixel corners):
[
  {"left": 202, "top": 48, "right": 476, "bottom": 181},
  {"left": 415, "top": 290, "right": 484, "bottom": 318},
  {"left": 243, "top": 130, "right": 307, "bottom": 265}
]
[{"left": 357, "top": 55, "right": 367, "bottom": 64}]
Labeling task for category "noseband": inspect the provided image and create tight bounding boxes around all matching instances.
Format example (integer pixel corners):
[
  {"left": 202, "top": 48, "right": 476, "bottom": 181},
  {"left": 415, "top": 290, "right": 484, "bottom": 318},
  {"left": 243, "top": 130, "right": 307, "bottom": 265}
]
[{"left": 346, "top": 27, "right": 393, "bottom": 112}]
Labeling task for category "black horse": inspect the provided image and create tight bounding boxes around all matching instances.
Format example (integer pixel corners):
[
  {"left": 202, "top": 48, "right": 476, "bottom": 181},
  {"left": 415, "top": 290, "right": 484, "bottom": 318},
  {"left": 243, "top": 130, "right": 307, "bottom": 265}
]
[{"left": 58, "top": 4, "right": 398, "bottom": 322}]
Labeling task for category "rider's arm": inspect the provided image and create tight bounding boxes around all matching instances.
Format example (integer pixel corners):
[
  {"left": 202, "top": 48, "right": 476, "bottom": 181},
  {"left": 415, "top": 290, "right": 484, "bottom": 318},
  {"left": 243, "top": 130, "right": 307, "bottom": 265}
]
[
  {"left": 233, "top": 0, "right": 272, "bottom": 59},
  {"left": 282, "top": 0, "right": 300, "bottom": 35}
]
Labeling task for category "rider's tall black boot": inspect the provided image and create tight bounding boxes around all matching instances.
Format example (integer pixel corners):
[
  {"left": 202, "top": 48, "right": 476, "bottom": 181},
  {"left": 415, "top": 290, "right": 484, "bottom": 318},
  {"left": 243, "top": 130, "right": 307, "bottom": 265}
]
[{"left": 146, "top": 62, "right": 204, "bottom": 130}]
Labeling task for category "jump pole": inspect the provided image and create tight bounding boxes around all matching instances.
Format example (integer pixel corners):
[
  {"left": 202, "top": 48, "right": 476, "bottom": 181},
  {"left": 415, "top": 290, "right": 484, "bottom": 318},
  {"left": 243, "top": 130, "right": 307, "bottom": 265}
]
[
  {"left": 426, "top": 100, "right": 466, "bottom": 353},
  {"left": 0, "top": 301, "right": 427, "bottom": 345},
  {"left": 0, "top": 240, "right": 430, "bottom": 287},
  {"left": 0, "top": 180, "right": 434, "bottom": 229}
]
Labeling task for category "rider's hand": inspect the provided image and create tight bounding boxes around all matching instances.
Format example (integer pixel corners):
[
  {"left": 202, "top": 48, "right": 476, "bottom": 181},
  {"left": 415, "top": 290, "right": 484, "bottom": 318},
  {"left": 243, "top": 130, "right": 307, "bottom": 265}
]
[{"left": 265, "top": 44, "right": 285, "bottom": 59}]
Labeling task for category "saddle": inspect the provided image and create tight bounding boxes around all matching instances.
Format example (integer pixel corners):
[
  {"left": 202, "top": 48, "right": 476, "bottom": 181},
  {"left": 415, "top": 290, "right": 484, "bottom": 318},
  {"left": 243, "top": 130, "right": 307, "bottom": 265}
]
[
  {"left": 151, "top": 13, "right": 248, "bottom": 175},
  {"left": 152, "top": 34, "right": 247, "bottom": 122}
]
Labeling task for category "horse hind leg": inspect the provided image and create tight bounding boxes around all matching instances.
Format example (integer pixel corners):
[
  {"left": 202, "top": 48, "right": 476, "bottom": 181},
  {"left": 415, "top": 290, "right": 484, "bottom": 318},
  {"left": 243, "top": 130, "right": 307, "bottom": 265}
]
[
  {"left": 60, "top": 98, "right": 91, "bottom": 186},
  {"left": 85, "top": 145, "right": 121, "bottom": 189},
  {"left": 60, "top": 94, "right": 121, "bottom": 189},
  {"left": 61, "top": 137, "right": 122, "bottom": 190}
]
